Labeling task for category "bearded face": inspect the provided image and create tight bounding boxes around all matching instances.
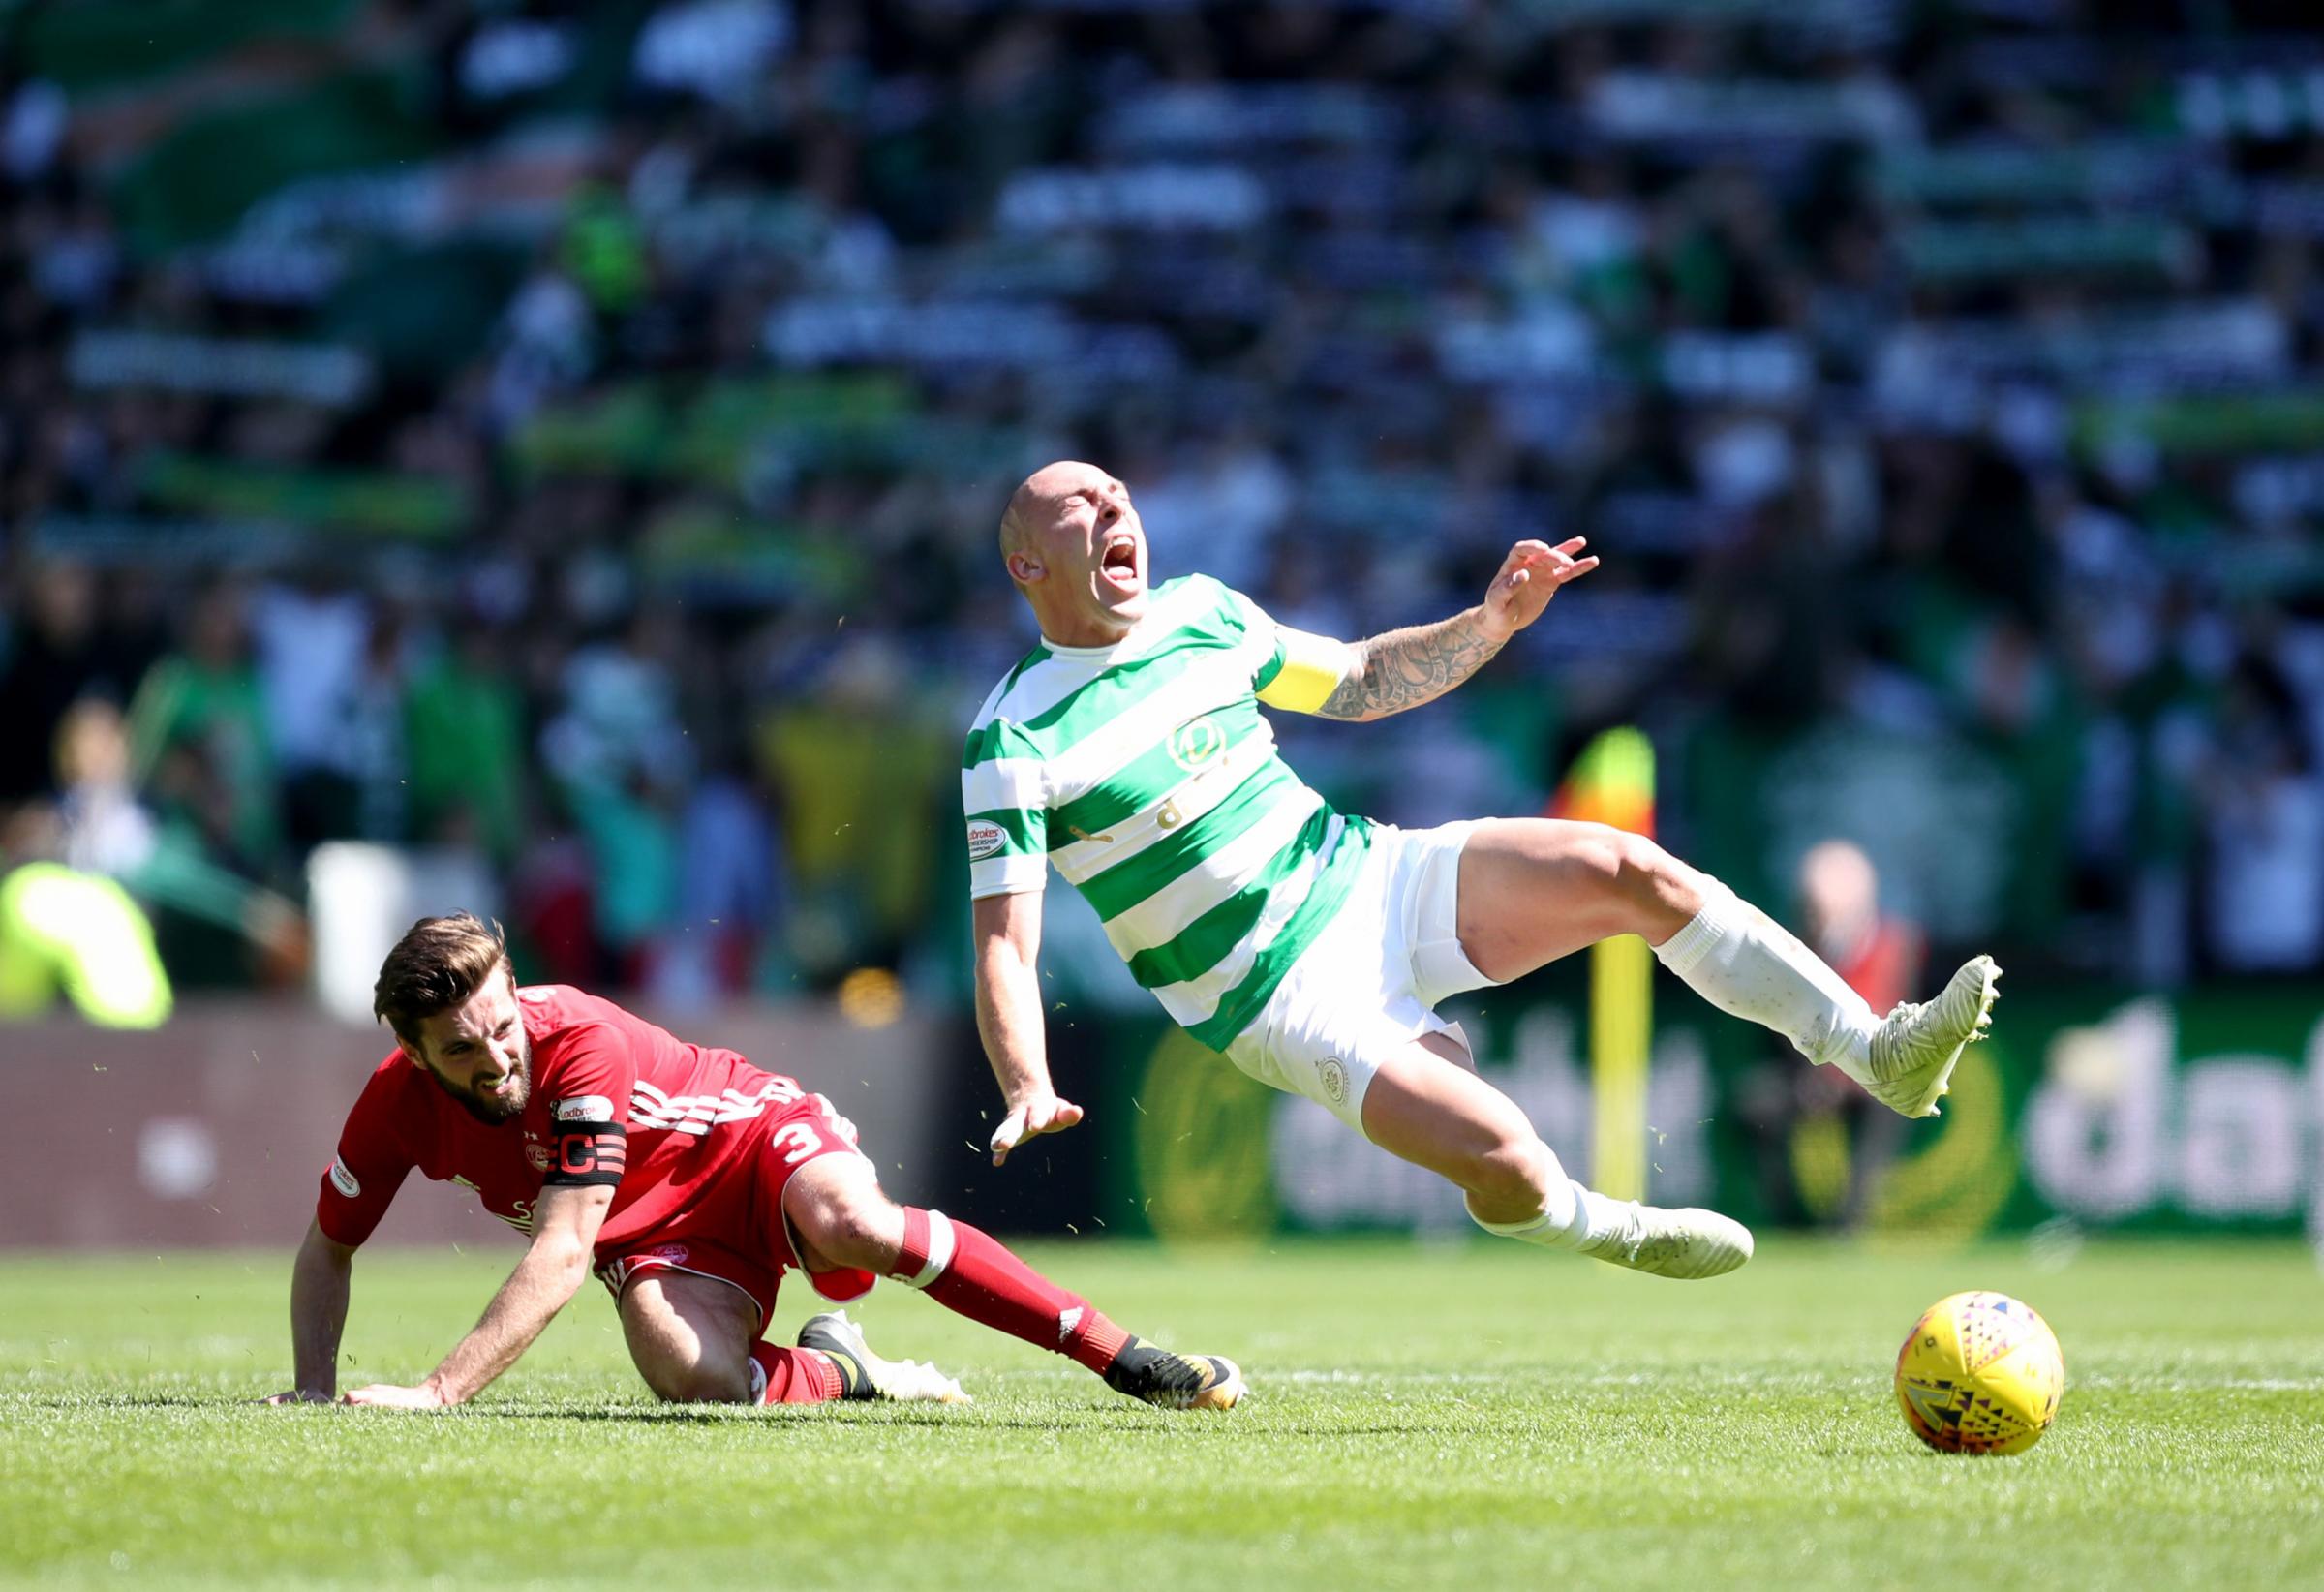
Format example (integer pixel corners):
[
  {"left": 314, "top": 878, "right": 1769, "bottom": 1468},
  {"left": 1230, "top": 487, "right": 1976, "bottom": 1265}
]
[{"left": 406, "top": 968, "right": 534, "bottom": 1125}]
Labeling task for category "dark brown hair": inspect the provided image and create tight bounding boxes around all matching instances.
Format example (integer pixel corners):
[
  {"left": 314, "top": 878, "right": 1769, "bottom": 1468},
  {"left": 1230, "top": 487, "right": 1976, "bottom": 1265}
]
[{"left": 373, "top": 913, "right": 512, "bottom": 1046}]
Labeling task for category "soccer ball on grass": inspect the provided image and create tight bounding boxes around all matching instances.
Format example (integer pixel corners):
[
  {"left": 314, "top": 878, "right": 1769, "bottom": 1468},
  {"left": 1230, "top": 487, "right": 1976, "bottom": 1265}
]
[{"left": 1893, "top": 1290, "right": 2064, "bottom": 1455}]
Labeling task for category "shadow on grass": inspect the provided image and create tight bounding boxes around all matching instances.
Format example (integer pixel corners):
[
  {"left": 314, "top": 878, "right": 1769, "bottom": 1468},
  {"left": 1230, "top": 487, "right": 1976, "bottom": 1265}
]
[
  {"left": 5, "top": 1393, "right": 228, "bottom": 1410},
  {"left": 5, "top": 1392, "right": 1447, "bottom": 1440},
  {"left": 477, "top": 1405, "right": 1440, "bottom": 1437}
]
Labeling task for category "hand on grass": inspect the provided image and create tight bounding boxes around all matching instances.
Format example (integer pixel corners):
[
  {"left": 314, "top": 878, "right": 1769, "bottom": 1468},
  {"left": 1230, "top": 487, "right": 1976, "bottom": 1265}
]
[{"left": 341, "top": 1382, "right": 449, "bottom": 1409}]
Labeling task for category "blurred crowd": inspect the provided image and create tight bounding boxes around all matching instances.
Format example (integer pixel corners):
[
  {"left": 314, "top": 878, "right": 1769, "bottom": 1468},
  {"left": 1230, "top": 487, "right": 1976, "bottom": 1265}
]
[{"left": 7, "top": 0, "right": 2324, "bottom": 1011}]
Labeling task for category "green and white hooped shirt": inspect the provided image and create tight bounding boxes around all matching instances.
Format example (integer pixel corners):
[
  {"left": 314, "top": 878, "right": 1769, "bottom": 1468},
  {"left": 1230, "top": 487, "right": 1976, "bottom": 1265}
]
[{"left": 964, "top": 574, "right": 1366, "bottom": 1050}]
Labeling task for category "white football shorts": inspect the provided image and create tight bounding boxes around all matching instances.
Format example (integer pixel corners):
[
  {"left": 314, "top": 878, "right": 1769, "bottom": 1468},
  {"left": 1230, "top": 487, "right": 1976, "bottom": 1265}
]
[{"left": 1220, "top": 818, "right": 1499, "bottom": 1135}]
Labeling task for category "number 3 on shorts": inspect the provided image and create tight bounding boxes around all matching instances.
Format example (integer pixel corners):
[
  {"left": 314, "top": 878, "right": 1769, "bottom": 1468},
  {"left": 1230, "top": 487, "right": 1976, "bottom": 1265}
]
[{"left": 772, "top": 1122, "right": 822, "bottom": 1165}]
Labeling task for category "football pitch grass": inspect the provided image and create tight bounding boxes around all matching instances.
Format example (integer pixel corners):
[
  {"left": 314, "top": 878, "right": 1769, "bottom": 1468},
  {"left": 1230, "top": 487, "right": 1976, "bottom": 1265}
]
[{"left": 3, "top": 1239, "right": 2319, "bottom": 1591}]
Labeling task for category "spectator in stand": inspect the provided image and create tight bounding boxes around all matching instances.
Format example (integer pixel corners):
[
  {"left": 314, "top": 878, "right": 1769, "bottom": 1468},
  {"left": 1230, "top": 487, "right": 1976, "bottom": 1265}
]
[
  {"left": 754, "top": 635, "right": 947, "bottom": 983},
  {"left": 53, "top": 697, "right": 156, "bottom": 882},
  {"left": 655, "top": 735, "right": 786, "bottom": 1009},
  {"left": 2199, "top": 652, "right": 2324, "bottom": 974},
  {"left": 539, "top": 606, "right": 692, "bottom": 987},
  {"left": 403, "top": 614, "right": 530, "bottom": 868},
  {"left": 248, "top": 573, "right": 375, "bottom": 850},
  {"left": 0, "top": 563, "right": 112, "bottom": 803},
  {"left": 127, "top": 582, "right": 280, "bottom": 876},
  {"left": 1738, "top": 840, "right": 1926, "bottom": 1231}
]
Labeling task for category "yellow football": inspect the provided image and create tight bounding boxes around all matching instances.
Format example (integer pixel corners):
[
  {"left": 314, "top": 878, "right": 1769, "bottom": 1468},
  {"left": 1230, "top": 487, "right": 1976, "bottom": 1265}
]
[{"left": 1894, "top": 1290, "right": 2065, "bottom": 1454}]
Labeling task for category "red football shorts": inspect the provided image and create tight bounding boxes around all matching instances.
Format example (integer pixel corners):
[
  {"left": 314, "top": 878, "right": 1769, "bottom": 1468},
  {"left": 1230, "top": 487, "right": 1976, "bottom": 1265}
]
[{"left": 594, "top": 1088, "right": 876, "bottom": 1332}]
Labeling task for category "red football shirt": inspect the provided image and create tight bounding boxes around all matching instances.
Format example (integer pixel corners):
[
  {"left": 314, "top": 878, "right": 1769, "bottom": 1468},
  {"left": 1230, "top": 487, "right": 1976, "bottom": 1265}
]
[
  {"left": 315, "top": 985, "right": 812, "bottom": 1253},
  {"left": 1834, "top": 918, "right": 1925, "bottom": 1015}
]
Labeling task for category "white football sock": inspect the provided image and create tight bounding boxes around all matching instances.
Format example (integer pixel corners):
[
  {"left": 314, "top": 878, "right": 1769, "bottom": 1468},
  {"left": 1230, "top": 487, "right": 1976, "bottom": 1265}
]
[
  {"left": 1651, "top": 878, "right": 1878, "bottom": 1071},
  {"left": 1466, "top": 1143, "right": 1625, "bottom": 1251}
]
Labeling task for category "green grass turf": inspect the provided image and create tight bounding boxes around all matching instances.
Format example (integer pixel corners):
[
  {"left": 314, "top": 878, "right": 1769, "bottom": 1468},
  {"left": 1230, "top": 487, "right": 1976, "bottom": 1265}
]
[{"left": 2, "top": 1238, "right": 2320, "bottom": 1591}]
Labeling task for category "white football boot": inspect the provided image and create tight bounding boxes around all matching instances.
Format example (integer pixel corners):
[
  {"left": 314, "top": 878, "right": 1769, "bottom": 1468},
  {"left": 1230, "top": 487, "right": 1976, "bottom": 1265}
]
[
  {"left": 1847, "top": 955, "right": 2003, "bottom": 1119},
  {"left": 797, "top": 1310, "right": 970, "bottom": 1403},
  {"left": 1579, "top": 1202, "right": 1755, "bottom": 1279}
]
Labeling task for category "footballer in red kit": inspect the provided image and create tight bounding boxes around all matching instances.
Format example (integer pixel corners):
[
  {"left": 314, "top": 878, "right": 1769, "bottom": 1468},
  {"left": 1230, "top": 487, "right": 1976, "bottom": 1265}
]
[
  {"left": 318, "top": 983, "right": 881, "bottom": 1319},
  {"left": 265, "top": 913, "right": 1242, "bottom": 1413}
]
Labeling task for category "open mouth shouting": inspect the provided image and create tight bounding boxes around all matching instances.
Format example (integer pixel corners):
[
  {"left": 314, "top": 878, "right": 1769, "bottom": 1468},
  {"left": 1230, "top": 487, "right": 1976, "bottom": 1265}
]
[{"left": 1098, "top": 532, "right": 1144, "bottom": 597}]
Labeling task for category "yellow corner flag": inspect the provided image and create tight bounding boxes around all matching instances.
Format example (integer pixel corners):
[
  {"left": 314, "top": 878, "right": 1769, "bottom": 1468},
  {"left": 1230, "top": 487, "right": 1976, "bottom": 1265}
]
[{"left": 1551, "top": 727, "right": 1655, "bottom": 1202}]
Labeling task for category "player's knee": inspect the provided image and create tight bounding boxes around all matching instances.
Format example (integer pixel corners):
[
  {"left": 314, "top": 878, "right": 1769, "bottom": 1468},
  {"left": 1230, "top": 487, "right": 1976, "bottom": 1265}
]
[
  {"left": 796, "top": 1187, "right": 904, "bottom": 1272},
  {"left": 646, "top": 1359, "right": 749, "bottom": 1405},
  {"left": 1464, "top": 1134, "right": 1550, "bottom": 1210},
  {"left": 1603, "top": 830, "right": 1670, "bottom": 898},
  {"left": 1561, "top": 822, "right": 1644, "bottom": 898},
  {"left": 1595, "top": 829, "right": 1693, "bottom": 932}
]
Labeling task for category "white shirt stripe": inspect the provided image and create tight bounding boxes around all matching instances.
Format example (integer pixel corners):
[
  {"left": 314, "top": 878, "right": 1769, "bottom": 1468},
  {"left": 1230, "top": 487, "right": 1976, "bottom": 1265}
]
[{"left": 963, "top": 756, "right": 1050, "bottom": 815}]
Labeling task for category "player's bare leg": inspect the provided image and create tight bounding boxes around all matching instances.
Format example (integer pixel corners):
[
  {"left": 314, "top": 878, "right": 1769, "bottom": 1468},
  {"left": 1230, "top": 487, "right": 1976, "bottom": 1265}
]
[
  {"left": 783, "top": 1156, "right": 1242, "bottom": 1409},
  {"left": 1453, "top": 817, "right": 1704, "bottom": 973},
  {"left": 618, "top": 1269, "right": 962, "bottom": 1404},
  {"left": 1361, "top": 1031, "right": 1752, "bottom": 1279},
  {"left": 621, "top": 1271, "right": 758, "bottom": 1401},
  {"left": 1453, "top": 818, "right": 2000, "bottom": 1118}
]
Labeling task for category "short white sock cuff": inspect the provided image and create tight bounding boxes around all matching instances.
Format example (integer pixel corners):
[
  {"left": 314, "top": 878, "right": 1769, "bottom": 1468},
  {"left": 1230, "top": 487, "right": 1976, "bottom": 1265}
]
[
  {"left": 1652, "top": 879, "right": 1742, "bottom": 978},
  {"left": 1469, "top": 1161, "right": 1590, "bottom": 1250},
  {"left": 1472, "top": 1204, "right": 1557, "bottom": 1240}
]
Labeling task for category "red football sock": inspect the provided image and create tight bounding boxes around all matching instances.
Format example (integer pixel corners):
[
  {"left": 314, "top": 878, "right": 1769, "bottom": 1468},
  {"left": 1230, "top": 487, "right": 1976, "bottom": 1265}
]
[
  {"left": 890, "top": 1209, "right": 1131, "bottom": 1375},
  {"left": 749, "top": 1342, "right": 843, "bottom": 1404}
]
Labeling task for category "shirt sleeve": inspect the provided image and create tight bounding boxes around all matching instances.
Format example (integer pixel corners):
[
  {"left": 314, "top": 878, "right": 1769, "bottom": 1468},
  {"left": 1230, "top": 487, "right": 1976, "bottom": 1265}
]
[
  {"left": 537, "top": 1024, "right": 633, "bottom": 1190},
  {"left": 962, "top": 720, "right": 1050, "bottom": 899},
  {"left": 1224, "top": 585, "right": 1354, "bottom": 715},
  {"left": 314, "top": 1058, "right": 416, "bottom": 1247}
]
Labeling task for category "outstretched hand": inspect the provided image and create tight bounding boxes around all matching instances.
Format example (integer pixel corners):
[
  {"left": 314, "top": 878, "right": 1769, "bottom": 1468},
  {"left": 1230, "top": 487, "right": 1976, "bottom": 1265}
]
[
  {"left": 340, "top": 1382, "right": 447, "bottom": 1409},
  {"left": 1481, "top": 537, "right": 1598, "bottom": 640},
  {"left": 989, "top": 1092, "right": 1085, "bottom": 1166}
]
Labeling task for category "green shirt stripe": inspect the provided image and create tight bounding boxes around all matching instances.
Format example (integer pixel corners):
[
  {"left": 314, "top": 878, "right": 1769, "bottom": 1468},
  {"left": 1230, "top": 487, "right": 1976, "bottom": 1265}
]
[{"left": 963, "top": 717, "right": 1044, "bottom": 771}]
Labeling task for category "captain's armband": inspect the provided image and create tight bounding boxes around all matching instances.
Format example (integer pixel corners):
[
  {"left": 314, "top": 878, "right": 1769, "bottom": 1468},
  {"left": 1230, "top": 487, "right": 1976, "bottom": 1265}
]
[
  {"left": 1256, "top": 627, "right": 1355, "bottom": 715},
  {"left": 544, "top": 1095, "right": 627, "bottom": 1188}
]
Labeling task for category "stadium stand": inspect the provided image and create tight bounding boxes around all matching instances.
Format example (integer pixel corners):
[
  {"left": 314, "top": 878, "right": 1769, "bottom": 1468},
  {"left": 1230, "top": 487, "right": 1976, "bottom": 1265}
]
[{"left": 6, "top": 0, "right": 2324, "bottom": 1004}]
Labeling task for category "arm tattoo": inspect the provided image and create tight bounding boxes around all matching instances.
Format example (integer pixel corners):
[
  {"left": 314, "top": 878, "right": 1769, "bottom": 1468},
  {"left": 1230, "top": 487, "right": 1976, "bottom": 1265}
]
[{"left": 1315, "top": 607, "right": 1507, "bottom": 721}]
